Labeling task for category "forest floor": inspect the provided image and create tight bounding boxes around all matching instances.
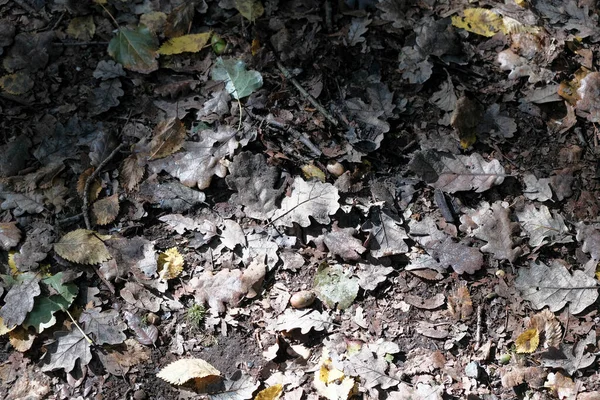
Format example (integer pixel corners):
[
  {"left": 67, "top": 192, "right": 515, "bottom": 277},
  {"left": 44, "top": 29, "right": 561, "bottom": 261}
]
[{"left": 2, "top": 0, "right": 600, "bottom": 399}]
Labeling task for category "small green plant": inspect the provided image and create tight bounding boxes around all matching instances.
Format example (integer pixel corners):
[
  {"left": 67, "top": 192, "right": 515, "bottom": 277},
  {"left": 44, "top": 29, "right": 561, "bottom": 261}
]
[{"left": 186, "top": 304, "right": 206, "bottom": 328}]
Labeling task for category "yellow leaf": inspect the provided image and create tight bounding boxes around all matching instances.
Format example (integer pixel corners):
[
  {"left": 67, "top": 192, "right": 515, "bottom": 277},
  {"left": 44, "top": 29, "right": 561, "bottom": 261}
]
[
  {"left": 158, "top": 247, "right": 184, "bottom": 281},
  {"left": 313, "top": 348, "right": 357, "bottom": 400},
  {"left": 301, "top": 164, "right": 326, "bottom": 182},
  {"left": 559, "top": 67, "right": 591, "bottom": 105},
  {"left": 8, "top": 251, "right": 18, "bottom": 276},
  {"left": 451, "top": 8, "right": 504, "bottom": 37},
  {"left": 67, "top": 16, "right": 96, "bottom": 41},
  {"left": 9, "top": 326, "right": 35, "bottom": 352},
  {"left": 92, "top": 193, "right": 120, "bottom": 225},
  {"left": 254, "top": 384, "right": 283, "bottom": 400},
  {"left": 235, "top": 0, "right": 264, "bottom": 22},
  {"left": 157, "top": 358, "right": 220, "bottom": 386},
  {"left": 515, "top": 328, "right": 540, "bottom": 353},
  {"left": 0, "top": 72, "right": 34, "bottom": 95},
  {"left": 140, "top": 11, "right": 167, "bottom": 34},
  {"left": 54, "top": 229, "right": 112, "bottom": 265},
  {"left": 158, "top": 32, "right": 212, "bottom": 55}
]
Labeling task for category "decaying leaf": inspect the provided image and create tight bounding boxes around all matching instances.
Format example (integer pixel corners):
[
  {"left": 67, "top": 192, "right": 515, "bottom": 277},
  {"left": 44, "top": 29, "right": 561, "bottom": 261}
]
[
  {"left": 0, "top": 272, "right": 41, "bottom": 328},
  {"left": 0, "top": 222, "right": 21, "bottom": 250},
  {"left": 120, "top": 282, "right": 162, "bottom": 312},
  {"left": 501, "top": 366, "right": 546, "bottom": 389},
  {"left": 516, "top": 204, "right": 572, "bottom": 247},
  {"left": 544, "top": 372, "right": 577, "bottom": 400},
  {"left": 528, "top": 309, "right": 562, "bottom": 349},
  {"left": 343, "top": 345, "right": 400, "bottom": 390},
  {"left": 271, "top": 177, "right": 340, "bottom": 227},
  {"left": 275, "top": 309, "right": 333, "bottom": 334},
  {"left": 356, "top": 263, "right": 393, "bottom": 291},
  {"left": 323, "top": 225, "right": 366, "bottom": 261},
  {"left": 165, "top": 1, "right": 196, "bottom": 38},
  {"left": 210, "top": 370, "right": 259, "bottom": 400},
  {"left": 314, "top": 348, "right": 357, "bottom": 400},
  {"left": 9, "top": 326, "right": 35, "bottom": 352},
  {"left": 79, "top": 308, "right": 127, "bottom": 345},
  {"left": 92, "top": 194, "right": 120, "bottom": 226},
  {"left": 409, "top": 150, "right": 505, "bottom": 193},
  {"left": 148, "top": 117, "right": 187, "bottom": 160},
  {"left": 409, "top": 217, "right": 483, "bottom": 274},
  {"left": 157, "top": 358, "right": 220, "bottom": 386},
  {"left": 447, "top": 285, "right": 473, "bottom": 321},
  {"left": 124, "top": 311, "right": 159, "bottom": 345},
  {"left": 314, "top": 264, "right": 359, "bottom": 310},
  {"left": 364, "top": 210, "right": 408, "bottom": 258},
  {"left": 157, "top": 247, "right": 184, "bottom": 281},
  {"left": 388, "top": 382, "right": 443, "bottom": 400},
  {"left": 40, "top": 329, "right": 93, "bottom": 373},
  {"left": 542, "top": 330, "right": 597, "bottom": 375},
  {"left": 515, "top": 260, "right": 598, "bottom": 314},
  {"left": 459, "top": 201, "right": 522, "bottom": 262},
  {"left": 523, "top": 173, "right": 552, "bottom": 202},
  {"left": 54, "top": 229, "right": 112, "bottom": 265},
  {"left": 87, "top": 79, "right": 124, "bottom": 116},
  {"left": 234, "top": 0, "right": 264, "bottom": 23}
]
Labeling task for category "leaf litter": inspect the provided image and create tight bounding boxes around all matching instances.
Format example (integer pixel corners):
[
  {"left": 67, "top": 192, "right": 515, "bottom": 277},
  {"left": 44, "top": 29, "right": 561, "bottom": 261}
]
[{"left": 3, "top": 0, "right": 600, "bottom": 398}]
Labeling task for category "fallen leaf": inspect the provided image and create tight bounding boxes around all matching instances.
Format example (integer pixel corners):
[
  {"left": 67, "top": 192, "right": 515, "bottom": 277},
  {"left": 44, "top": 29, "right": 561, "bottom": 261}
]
[
  {"left": 346, "top": 18, "right": 370, "bottom": 47},
  {"left": 501, "top": 366, "right": 546, "bottom": 389},
  {"left": 528, "top": 309, "right": 562, "bottom": 349},
  {"left": 67, "top": 16, "right": 95, "bottom": 41},
  {"left": 388, "top": 382, "right": 443, "bottom": 400},
  {"left": 234, "top": 0, "right": 264, "bottom": 22},
  {"left": 522, "top": 173, "right": 552, "bottom": 202},
  {"left": 158, "top": 32, "right": 212, "bottom": 55},
  {"left": 323, "top": 225, "right": 366, "bottom": 261},
  {"left": 157, "top": 358, "right": 220, "bottom": 386},
  {"left": 211, "top": 57, "right": 263, "bottom": 100},
  {"left": 542, "top": 330, "right": 597, "bottom": 375},
  {"left": 87, "top": 79, "right": 124, "bottom": 116},
  {"left": 447, "top": 285, "right": 473, "bottom": 320},
  {"left": 124, "top": 311, "right": 159, "bottom": 345},
  {"left": 0, "top": 71, "right": 34, "bottom": 95},
  {"left": 0, "top": 272, "right": 41, "bottom": 328},
  {"left": 314, "top": 264, "right": 359, "bottom": 310},
  {"left": 314, "top": 348, "right": 357, "bottom": 400},
  {"left": 209, "top": 370, "right": 259, "bottom": 400},
  {"left": 272, "top": 176, "right": 340, "bottom": 227},
  {"left": 515, "top": 260, "right": 598, "bottom": 314},
  {"left": 40, "top": 329, "right": 93, "bottom": 373},
  {"left": 54, "top": 229, "right": 112, "bottom": 265},
  {"left": 9, "top": 326, "right": 35, "bottom": 352},
  {"left": 516, "top": 204, "right": 572, "bottom": 247},
  {"left": 410, "top": 150, "right": 505, "bottom": 193},
  {"left": 165, "top": 1, "right": 196, "bottom": 38},
  {"left": 157, "top": 247, "right": 184, "bottom": 281},
  {"left": 275, "top": 309, "right": 333, "bottom": 334},
  {"left": 544, "top": 372, "right": 576, "bottom": 400},
  {"left": 356, "top": 263, "right": 393, "bottom": 291},
  {"left": 254, "top": 384, "right": 283, "bottom": 400},
  {"left": 92, "top": 194, "right": 120, "bottom": 225},
  {"left": 79, "top": 308, "right": 127, "bottom": 345},
  {"left": 0, "top": 222, "right": 21, "bottom": 250},
  {"left": 108, "top": 25, "right": 159, "bottom": 74},
  {"left": 515, "top": 328, "right": 540, "bottom": 354},
  {"left": 120, "top": 282, "right": 162, "bottom": 312},
  {"left": 343, "top": 346, "right": 399, "bottom": 390},
  {"left": 148, "top": 117, "right": 187, "bottom": 160}
]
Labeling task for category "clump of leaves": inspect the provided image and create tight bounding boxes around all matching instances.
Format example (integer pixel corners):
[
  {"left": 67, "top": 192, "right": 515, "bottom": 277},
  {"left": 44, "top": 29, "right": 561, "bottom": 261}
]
[{"left": 187, "top": 304, "right": 206, "bottom": 328}]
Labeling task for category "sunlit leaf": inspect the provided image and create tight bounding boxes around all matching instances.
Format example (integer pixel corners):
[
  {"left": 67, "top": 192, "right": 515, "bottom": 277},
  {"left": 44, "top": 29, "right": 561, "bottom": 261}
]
[
  {"left": 516, "top": 328, "right": 540, "bottom": 353},
  {"left": 54, "top": 229, "right": 112, "bottom": 265},
  {"left": 157, "top": 247, "right": 184, "bottom": 281},
  {"left": 157, "top": 358, "right": 220, "bottom": 385},
  {"left": 158, "top": 32, "right": 212, "bottom": 55}
]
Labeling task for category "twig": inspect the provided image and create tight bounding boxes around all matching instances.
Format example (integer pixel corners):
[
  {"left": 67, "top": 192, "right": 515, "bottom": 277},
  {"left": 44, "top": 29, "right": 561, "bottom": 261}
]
[
  {"left": 56, "top": 213, "right": 83, "bottom": 226},
  {"left": 276, "top": 61, "right": 339, "bottom": 127},
  {"left": 66, "top": 309, "right": 95, "bottom": 345},
  {"left": 52, "top": 41, "right": 110, "bottom": 46},
  {"left": 245, "top": 108, "right": 322, "bottom": 157},
  {"left": 474, "top": 305, "right": 483, "bottom": 350},
  {"left": 82, "top": 143, "right": 125, "bottom": 230}
]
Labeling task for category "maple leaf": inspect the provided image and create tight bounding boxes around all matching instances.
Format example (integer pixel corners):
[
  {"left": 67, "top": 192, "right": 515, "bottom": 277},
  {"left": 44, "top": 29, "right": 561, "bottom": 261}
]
[
  {"left": 54, "top": 229, "right": 112, "bottom": 265},
  {"left": 0, "top": 272, "right": 40, "bottom": 328},
  {"left": 79, "top": 308, "right": 127, "bottom": 345},
  {"left": 39, "top": 328, "right": 92, "bottom": 373},
  {"left": 515, "top": 260, "right": 598, "bottom": 314},
  {"left": 409, "top": 150, "right": 505, "bottom": 193},
  {"left": 271, "top": 176, "right": 340, "bottom": 227}
]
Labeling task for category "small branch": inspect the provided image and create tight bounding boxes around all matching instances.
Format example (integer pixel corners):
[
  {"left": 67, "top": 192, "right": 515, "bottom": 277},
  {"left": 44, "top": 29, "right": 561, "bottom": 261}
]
[
  {"left": 66, "top": 309, "right": 95, "bottom": 345},
  {"left": 82, "top": 143, "right": 125, "bottom": 230},
  {"left": 52, "top": 41, "right": 110, "bottom": 47},
  {"left": 276, "top": 61, "right": 339, "bottom": 127},
  {"left": 91, "top": 264, "right": 116, "bottom": 294}
]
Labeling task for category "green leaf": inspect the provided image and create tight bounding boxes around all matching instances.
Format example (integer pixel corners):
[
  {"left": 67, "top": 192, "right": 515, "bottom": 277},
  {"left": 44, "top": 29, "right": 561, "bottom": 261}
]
[
  {"left": 211, "top": 57, "right": 263, "bottom": 100},
  {"left": 314, "top": 264, "right": 359, "bottom": 310},
  {"left": 23, "top": 272, "right": 78, "bottom": 333},
  {"left": 108, "top": 25, "right": 159, "bottom": 74}
]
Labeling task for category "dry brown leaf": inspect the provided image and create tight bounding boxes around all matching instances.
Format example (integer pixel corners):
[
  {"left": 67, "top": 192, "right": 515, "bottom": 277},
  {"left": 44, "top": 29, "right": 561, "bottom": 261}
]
[
  {"left": 157, "top": 247, "right": 184, "bottom": 281},
  {"left": 157, "top": 358, "right": 220, "bottom": 386},
  {"left": 165, "top": 1, "right": 196, "bottom": 38},
  {"left": 0, "top": 222, "right": 21, "bottom": 250},
  {"left": 92, "top": 194, "right": 120, "bottom": 225},
  {"left": 528, "top": 309, "right": 562, "bottom": 349},
  {"left": 501, "top": 366, "right": 546, "bottom": 389},
  {"left": 120, "top": 154, "right": 146, "bottom": 191},
  {"left": 545, "top": 372, "right": 577, "bottom": 400},
  {"left": 77, "top": 167, "right": 102, "bottom": 202},
  {"left": 54, "top": 229, "right": 112, "bottom": 265},
  {"left": 148, "top": 117, "right": 186, "bottom": 160},
  {"left": 447, "top": 285, "right": 473, "bottom": 320}
]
